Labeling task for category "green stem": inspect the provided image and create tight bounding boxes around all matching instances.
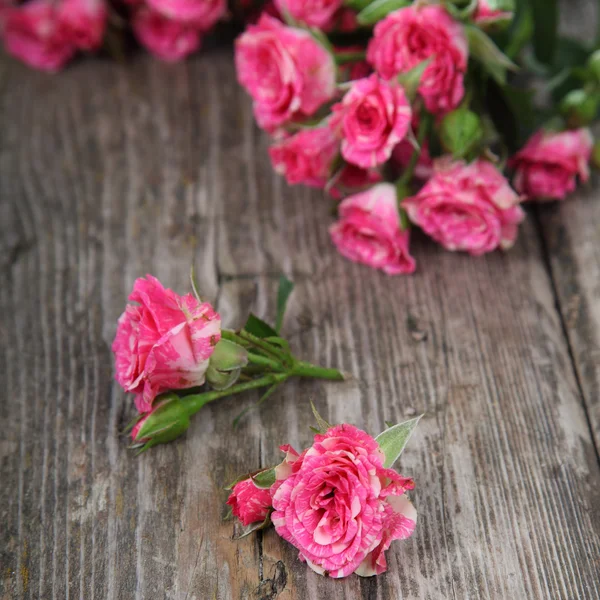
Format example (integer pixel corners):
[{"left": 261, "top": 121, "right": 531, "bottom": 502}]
[
  {"left": 291, "top": 361, "right": 346, "bottom": 381},
  {"left": 247, "top": 351, "right": 285, "bottom": 372},
  {"left": 183, "top": 373, "right": 289, "bottom": 416},
  {"left": 396, "top": 112, "right": 431, "bottom": 190},
  {"left": 239, "top": 330, "right": 290, "bottom": 363},
  {"left": 335, "top": 51, "right": 367, "bottom": 66}
]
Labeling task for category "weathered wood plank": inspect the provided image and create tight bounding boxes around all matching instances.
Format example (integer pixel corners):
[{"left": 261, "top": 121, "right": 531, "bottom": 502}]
[
  {"left": 536, "top": 176, "right": 600, "bottom": 448},
  {"left": 1, "top": 44, "right": 600, "bottom": 600}
]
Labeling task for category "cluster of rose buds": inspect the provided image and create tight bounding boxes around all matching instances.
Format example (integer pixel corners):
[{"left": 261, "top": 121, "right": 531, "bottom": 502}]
[
  {"left": 235, "top": 0, "right": 600, "bottom": 275},
  {"left": 0, "top": 0, "right": 228, "bottom": 70},
  {"left": 112, "top": 274, "right": 345, "bottom": 452},
  {"left": 227, "top": 412, "right": 421, "bottom": 578}
]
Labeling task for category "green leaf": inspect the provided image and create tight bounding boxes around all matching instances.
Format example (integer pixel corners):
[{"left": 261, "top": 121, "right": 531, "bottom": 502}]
[
  {"left": 275, "top": 276, "right": 294, "bottom": 334},
  {"left": 243, "top": 313, "right": 277, "bottom": 339},
  {"left": 376, "top": 415, "right": 423, "bottom": 468},
  {"left": 356, "top": 0, "right": 411, "bottom": 26},
  {"left": 466, "top": 25, "right": 518, "bottom": 85},
  {"left": 252, "top": 467, "right": 277, "bottom": 489},
  {"left": 311, "top": 401, "right": 332, "bottom": 434},
  {"left": 530, "top": 0, "right": 558, "bottom": 65},
  {"left": 440, "top": 107, "right": 484, "bottom": 159},
  {"left": 397, "top": 58, "right": 432, "bottom": 101},
  {"left": 344, "top": 0, "right": 374, "bottom": 10}
]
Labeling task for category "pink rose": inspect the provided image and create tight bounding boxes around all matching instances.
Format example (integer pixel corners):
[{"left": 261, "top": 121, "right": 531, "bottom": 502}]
[
  {"left": 331, "top": 75, "right": 412, "bottom": 169},
  {"left": 367, "top": 5, "right": 468, "bottom": 115},
  {"left": 112, "top": 275, "right": 221, "bottom": 412},
  {"left": 227, "top": 479, "right": 273, "bottom": 526},
  {"left": 328, "top": 164, "right": 382, "bottom": 200},
  {"left": 509, "top": 128, "right": 594, "bottom": 201},
  {"left": 58, "top": 0, "right": 107, "bottom": 50},
  {"left": 404, "top": 158, "right": 525, "bottom": 255},
  {"left": 274, "top": 0, "right": 343, "bottom": 29},
  {"left": 474, "top": 0, "right": 513, "bottom": 25},
  {"left": 133, "top": 7, "right": 202, "bottom": 62},
  {"left": 271, "top": 425, "right": 416, "bottom": 578},
  {"left": 235, "top": 14, "right": 336, "bottom": 131},
  {"left": 269, "top": 126, "right": 339, "bottom": 188},
  {"left": 2, "top": 0, "right": 76, "bottom": 72},
  {"left": 329, "top": 183, "right": 416, "bottom": 275},
  {"left": 145, "top": 0, "right": 226, "bottom": 29}
]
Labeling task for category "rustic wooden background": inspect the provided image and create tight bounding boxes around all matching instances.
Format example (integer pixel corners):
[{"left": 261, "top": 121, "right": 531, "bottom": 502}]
[{"left": 1, "top": 6, "right": 600, "bottom": 599}]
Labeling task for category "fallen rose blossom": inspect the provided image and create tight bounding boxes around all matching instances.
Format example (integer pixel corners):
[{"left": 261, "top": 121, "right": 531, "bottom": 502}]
[
  {"left": 270, "top": 424, "right": 417, "bottom": 578},
  {"left": 112, "top": 274, "right": 221, "bottom": 412}
]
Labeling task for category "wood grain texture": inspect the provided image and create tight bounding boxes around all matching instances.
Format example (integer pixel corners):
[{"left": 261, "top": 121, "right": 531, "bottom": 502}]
[{"left": 1, "top": 44, "right": 600, "bottom": 600}]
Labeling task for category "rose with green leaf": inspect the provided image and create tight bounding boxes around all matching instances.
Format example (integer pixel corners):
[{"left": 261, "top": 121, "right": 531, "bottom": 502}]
[{"left": 227, "top": 407, "right": 421, "bottom": 578}]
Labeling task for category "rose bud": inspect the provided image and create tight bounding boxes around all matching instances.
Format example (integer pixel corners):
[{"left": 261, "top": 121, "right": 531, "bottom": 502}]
[
  {"left": 131, "top": 393, "right": 191, "bottom": 450},
  {"left": 560, "top": 89, "right": 600, "bottom": 128},
  {"left": 510, "top": 128, "right": 594, "bottom": 201},
  {"left": 227, "top": 479, "right": 272, "bottom": 526},
  {"left": 206, "top": 339, "right": 248, "bottom": 391},
  {"left": 112, "top": 274, "right": 221, "bottom": 412}
]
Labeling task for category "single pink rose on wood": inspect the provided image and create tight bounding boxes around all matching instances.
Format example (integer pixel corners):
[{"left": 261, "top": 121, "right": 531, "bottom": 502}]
[
  {"left": 269, "top": 126, "right": 339, "bottom": 188},
  {"left": 367, "top": 5, "right": 468, "bottom": 115},
  {"left": 330, "top": 74, "right": 412, "bottom": 169},
  {"left": 227, "top": 479, "right": 273, "bottom": 526},
  {"left": 112, "top": 274, "right": 221, "bottom": 412},
  {"left": 274, "top": 0, "right": 343, "bottom": 29},
  {"left": 132, "top": 7, "right": 202, "bottom": 62},
  {"left": 330, "top": 183, "right": 416, "bottom": 275},
  {"left": 58, "top": 0, "right": 107, "bottom": 51},
  {"left": 271, "top": 424, "right": 417, "bottom": 578},
  {"left": 2, "top": 0, "right": 76, "bottom": 72},
  {"left": 509, "top": 128, "right": 593, "bottom": 201},
  {"left": 404, "top": 158, "right": 525, "bottom": 255},
  {"left": 146, "top": 0, "right": 226, "bottom": 29},
  {"left": 235, "top": 14, "right": 336, "bottom": 131}
]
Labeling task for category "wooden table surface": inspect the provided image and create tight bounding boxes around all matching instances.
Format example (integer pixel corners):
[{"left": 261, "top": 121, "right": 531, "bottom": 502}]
[{"left": 2, "top": 19, "right": 600, "bottom": 600}]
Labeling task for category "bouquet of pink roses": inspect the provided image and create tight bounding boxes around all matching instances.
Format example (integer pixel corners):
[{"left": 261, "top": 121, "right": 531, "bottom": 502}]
[{"left": 235, "top": 0, "right": 600, "bottom": 275}]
